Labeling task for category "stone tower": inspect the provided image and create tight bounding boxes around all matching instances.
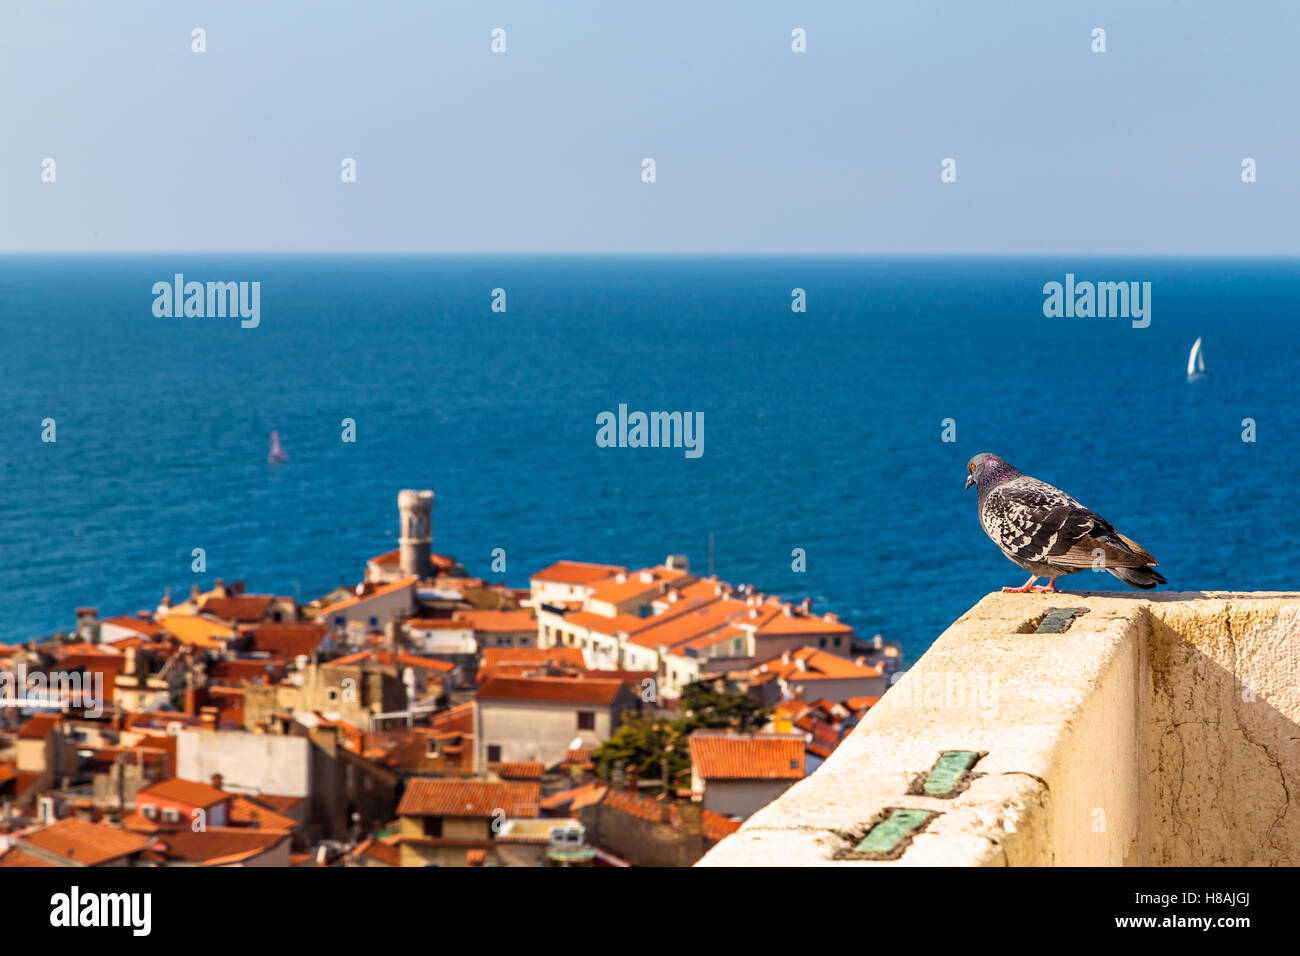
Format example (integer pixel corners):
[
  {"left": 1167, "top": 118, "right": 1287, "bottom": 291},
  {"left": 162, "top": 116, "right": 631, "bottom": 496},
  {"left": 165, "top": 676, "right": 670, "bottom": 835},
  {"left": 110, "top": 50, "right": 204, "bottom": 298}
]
[{"left": 398, "top": 489, "right": 434, "bottom": 580}]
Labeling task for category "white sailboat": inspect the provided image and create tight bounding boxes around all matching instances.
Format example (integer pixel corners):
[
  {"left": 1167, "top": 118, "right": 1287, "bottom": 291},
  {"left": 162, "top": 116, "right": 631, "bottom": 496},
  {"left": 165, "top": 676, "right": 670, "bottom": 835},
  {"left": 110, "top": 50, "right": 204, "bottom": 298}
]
[
  {"left": 1186, "top": 337, "right": 1207, "bottom": 382},
  {"left": 268, "top": 430, "right": 289, "bottom": 464}
]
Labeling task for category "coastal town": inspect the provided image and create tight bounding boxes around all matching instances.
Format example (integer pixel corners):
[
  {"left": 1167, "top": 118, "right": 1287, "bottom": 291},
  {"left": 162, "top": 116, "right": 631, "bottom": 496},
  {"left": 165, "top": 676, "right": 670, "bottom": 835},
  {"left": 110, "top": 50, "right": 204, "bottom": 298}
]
[{"left": 0, "top": 490, "right": 902, "bottom": 868}]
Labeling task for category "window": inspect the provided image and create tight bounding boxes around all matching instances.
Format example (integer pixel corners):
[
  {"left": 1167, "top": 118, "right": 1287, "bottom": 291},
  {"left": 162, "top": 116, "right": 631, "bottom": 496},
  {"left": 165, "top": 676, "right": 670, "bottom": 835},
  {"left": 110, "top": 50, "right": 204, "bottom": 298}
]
[
  {"left": 327, "top": 688, "right": 339, "bottom": 703},
  {"left": 487, "top": 745, "right": 502, "bottom": 763},
  {"left": 369, "top": 616, "right": 378, "bottom": 628},
  {"left": 819, "top": 637, "right": 827, "bottom": 648},
  {"left": 162, "top": 807, "right": 180, "bottom": 823},
  {"left": 423, "top": 817, "right": 443, "bottom": 838},
  {"left": 833, "top": 637, "right": 842, "bottom": 648},
  {"left": 577, "top": 711, "right": 595, "bottom": 731},
  {"left": 141, "top": 804, "right": 158, "bottom": 820}
]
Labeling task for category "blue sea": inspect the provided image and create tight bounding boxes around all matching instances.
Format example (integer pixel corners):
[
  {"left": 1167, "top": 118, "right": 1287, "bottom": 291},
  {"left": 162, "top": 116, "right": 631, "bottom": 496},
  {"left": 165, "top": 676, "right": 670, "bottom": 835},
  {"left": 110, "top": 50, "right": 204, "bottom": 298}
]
[{"left": 1, "top": 256, "right": 1295, "bottom": 659}]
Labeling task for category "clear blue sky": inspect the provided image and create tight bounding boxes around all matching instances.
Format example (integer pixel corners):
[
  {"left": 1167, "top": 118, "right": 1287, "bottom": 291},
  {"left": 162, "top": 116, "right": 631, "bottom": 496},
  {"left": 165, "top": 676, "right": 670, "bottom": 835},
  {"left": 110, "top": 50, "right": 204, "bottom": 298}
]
[{"left": 2, "top": 1, "right": 1297, "bottom": 254}]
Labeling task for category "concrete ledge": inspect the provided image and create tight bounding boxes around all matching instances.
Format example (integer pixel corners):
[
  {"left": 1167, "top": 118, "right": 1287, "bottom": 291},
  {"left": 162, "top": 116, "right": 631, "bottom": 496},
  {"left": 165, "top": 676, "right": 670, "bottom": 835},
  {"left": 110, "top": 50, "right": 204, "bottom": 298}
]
[{"left": 697, "top": 591, "right": 1300, "bottom": 866}]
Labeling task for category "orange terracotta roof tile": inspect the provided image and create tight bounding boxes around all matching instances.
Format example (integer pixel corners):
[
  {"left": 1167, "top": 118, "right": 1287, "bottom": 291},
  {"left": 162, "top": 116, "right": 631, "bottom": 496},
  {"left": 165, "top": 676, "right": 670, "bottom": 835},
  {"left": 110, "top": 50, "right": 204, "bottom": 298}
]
[
  {"left": 319, "top": 576, "right": 417, "bottom": 615},
  {"left": 540, "top": 781, "right": 609, "bottom": 812},
  {"left": 228, "top": 794, "right": 298, "bottom": 831},
  {"left": 17, "top": 713, "right": 60, "bottom": 739},
  {"left": 397, "top": 779, "right": 540, "bottom": 819},
  {"left": 561, "top": 747, "right": 593, "bottom": 769},
  {"left": 429, "top": 702, "right": 475, "bottom": 733},
  {"left": 688, "top": 733, "right": 806, "bottom": 781},
  {"left": 586, "top": 568, "right": 686, "bottom": 606},
  {"left": 406, "top": 618, "right": 469, "bottom": 630},
  {"left": 476, "top": 676, "right": 624, "bottom": 706},
  {"left": 752, "top": 647, "right": 882, "bottom": 681},
  {"left": 137, "top": 777, "right": 230, "bottom": 809},
  {"left": 0, "top": 846, "right": 59, "bottom": 867},
  {"left": 451, "top": 608, "right": 536, "bottom": 632},
  {"left": 158, "top": 613, "right": 233, "bottom": 648},
  {"left": 20, "top": 818, "right": 152, "bottom": 865},
  {"left": 246, "top": 622, "right": 328, "bottom": 657},
  {"left": 595, "top": 790, "right": 742, "bottom": 844},
  {"left": 99, "top": 615, "right": 166, "bottom": 637},
  {"left": 531, "top": 561, "right": 626, "bottom": 585},
  {"left": 350, "top": 837, "right": 400, "bottom": 866},
  {"left": 478, "top": 646, "right": 586, "bottom": 679},
  {"left": 200, "top": 595, "right": 275, "bottom": 623},
  {"left": 327, "top": 648, "right": 455, "bottom": 672},
  {"left": 497, "top": 761, "right": 544, "bottom": 781},
  {"left": 143, "top": 827, "right": 289, "bottom": 865},
  {"left": 208, "top": 659, "right": 286, "bottom": 683},
  {"left": 627, "top": 597, "right": 749, "bottom": 650}
]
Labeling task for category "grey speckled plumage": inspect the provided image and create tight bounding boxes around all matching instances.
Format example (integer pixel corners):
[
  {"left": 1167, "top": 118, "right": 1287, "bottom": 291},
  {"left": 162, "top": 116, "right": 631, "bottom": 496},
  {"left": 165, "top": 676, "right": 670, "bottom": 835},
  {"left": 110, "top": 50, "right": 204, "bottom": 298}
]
[{"left": 965, "top": 453, "right": 1166, "bottom": 591}]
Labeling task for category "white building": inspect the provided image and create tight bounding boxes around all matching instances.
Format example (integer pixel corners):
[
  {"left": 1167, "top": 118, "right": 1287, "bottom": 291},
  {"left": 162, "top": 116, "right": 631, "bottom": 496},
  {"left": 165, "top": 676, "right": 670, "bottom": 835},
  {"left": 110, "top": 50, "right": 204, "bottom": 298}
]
[
  {"left": 474, "top": 676, "right": 637, "bottom": 769},
  {"left": 317, "top": 575, "right": 417, "bottom": 645}
]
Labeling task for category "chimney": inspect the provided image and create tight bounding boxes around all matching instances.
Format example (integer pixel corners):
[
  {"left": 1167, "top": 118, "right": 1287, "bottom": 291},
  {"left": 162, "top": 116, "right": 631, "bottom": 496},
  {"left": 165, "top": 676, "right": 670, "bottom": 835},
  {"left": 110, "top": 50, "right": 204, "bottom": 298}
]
[
  {"left": 855, "top": 656, "right": 867, "bottom": 667},
  {"left": 781, "top": 650, "right": 792, "bottom": 665},
  {"left": 189, "top": 583, "right": 200, "bottom": 602},
  {"left": 213, "top": 577, "right": 226, "bottom": 597},
  {"left": 199, "top": 707, "right": 218, "bottom": 729},
  {"left": 161, "top": 587, "right": 173, "bottom": 609},
  {"left": 801, "top": 597, "right": 812, "bottom": 615},
  {"left": 210, "top": 773, "right": 224, "bottom": 790},
  {"left": 782, "top": 603, "right": 793, "bottom": 617},
  {"left": 678, "top": 799, "right": 705, "bottom": 865}
]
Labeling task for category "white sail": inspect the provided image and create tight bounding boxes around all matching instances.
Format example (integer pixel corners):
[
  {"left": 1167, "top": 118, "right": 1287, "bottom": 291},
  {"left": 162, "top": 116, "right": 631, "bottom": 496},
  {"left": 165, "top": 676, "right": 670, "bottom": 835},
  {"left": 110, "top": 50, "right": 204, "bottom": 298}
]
[
  {"left": 1187, "top": 338, "right": 1204, "bottom": 379},
  {"left": 268, "top": 430, "right": 289, "bottom": 463}
]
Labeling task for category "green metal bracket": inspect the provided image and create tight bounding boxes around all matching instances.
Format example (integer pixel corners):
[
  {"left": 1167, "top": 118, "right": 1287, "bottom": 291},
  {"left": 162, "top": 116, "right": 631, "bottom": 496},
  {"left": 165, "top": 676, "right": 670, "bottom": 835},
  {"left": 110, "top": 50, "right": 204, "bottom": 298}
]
[
  {"left": 921, "top": 750, "right": 983, "bottom": 797},
  {"left": 850, "top": 808, "right": 937, "bottom": 859},
  {"left": 1034, "top": 606, "right": 1089, "bottom": 634}
]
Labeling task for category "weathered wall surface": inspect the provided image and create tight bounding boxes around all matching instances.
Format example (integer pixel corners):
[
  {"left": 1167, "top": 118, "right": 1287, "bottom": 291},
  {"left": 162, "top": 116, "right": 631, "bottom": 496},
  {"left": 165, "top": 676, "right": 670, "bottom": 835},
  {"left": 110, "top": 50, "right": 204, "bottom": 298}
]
[
  {"left": 1143, "top": 597, "right": 1300, "bottom": 865},
  {"left": 698, "top": 592, "right": 1300, "bottom": 867}
]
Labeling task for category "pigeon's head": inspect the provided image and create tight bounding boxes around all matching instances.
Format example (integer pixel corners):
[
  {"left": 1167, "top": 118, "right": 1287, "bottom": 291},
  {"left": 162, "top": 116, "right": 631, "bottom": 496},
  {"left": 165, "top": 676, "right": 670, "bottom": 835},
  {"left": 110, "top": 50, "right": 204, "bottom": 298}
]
[{"left": 965, "top": 453, "right": 1015, "bottom": 490}]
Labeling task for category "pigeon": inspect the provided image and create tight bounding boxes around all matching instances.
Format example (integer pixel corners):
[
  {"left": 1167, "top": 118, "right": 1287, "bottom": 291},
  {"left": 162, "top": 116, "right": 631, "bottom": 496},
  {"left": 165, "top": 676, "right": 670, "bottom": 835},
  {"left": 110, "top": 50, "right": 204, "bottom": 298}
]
[{"left": 965, "top": 453, "right": 1166, "bottom": 592}]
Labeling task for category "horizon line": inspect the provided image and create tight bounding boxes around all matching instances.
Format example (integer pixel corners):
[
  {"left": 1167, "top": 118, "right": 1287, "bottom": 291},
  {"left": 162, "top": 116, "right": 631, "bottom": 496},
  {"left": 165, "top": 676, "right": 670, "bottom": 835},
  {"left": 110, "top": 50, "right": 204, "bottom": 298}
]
[{"left": 1, "top": 251, "right": 1298, "bottom": 260}]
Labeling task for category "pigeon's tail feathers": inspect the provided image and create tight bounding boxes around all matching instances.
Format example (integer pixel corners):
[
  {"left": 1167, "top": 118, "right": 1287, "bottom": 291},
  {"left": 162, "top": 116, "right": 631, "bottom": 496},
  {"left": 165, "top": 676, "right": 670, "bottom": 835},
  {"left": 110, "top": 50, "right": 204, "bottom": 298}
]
[
  {"left": 1116, "top": 532, "right": 1157, "bottom": 566},
  {"left": 1107, "top": 565, "right": 1167, "bottom": 589}
]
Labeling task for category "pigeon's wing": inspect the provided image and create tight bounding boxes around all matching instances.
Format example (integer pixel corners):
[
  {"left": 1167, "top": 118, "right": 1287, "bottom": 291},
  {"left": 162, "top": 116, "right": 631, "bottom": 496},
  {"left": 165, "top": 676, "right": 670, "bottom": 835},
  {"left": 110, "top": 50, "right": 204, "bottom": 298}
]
[{"left": 982, "top": 480, "right": 1154, "bottom": 570}]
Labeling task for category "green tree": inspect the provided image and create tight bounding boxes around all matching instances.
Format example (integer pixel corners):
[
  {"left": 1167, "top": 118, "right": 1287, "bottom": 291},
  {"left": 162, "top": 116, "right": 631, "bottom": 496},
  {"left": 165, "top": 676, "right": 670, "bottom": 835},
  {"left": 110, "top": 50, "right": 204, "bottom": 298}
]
[
  {"left": 591, "top": 684, "right": 772, "bottom": 790},
  {"left": 677, "top": 682, "right": 771, "bottom": 732}
]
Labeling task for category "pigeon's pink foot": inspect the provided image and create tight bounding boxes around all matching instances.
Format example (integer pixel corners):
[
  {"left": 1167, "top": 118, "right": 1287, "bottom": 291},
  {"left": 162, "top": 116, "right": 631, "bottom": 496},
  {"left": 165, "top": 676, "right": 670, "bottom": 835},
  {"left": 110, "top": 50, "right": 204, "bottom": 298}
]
[
  {"left": 1002, "top": 576, "right": 1040, "bottom": 593},
  {"left": 1028, "top": 577, "right": 1059, "bottom": 593}
]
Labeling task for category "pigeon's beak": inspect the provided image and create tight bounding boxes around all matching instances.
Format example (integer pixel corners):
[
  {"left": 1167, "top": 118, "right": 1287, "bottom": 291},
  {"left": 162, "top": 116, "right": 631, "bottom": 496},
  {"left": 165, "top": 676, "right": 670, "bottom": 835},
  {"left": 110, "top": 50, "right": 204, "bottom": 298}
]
[{"left": 965, "top": 473, "right": 975, "bottom": 490}]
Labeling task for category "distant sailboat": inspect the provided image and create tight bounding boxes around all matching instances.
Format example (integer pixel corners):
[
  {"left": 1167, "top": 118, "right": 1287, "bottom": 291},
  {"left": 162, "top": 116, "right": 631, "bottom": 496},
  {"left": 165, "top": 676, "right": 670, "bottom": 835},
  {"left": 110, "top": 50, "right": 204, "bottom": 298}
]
[
  {"left": 268, "top": 430, "right": 289, "bottom": 464},
  {"left": 1187, "top": 337, "right": 1208, "bottom": 382}
]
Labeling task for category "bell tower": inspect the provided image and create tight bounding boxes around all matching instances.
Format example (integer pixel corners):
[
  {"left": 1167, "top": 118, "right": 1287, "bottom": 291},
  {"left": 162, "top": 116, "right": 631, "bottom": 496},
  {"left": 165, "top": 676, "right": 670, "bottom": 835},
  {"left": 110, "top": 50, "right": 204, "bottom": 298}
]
[{"left": 398, "top": 489, "right": 433, "bottom": 580}]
